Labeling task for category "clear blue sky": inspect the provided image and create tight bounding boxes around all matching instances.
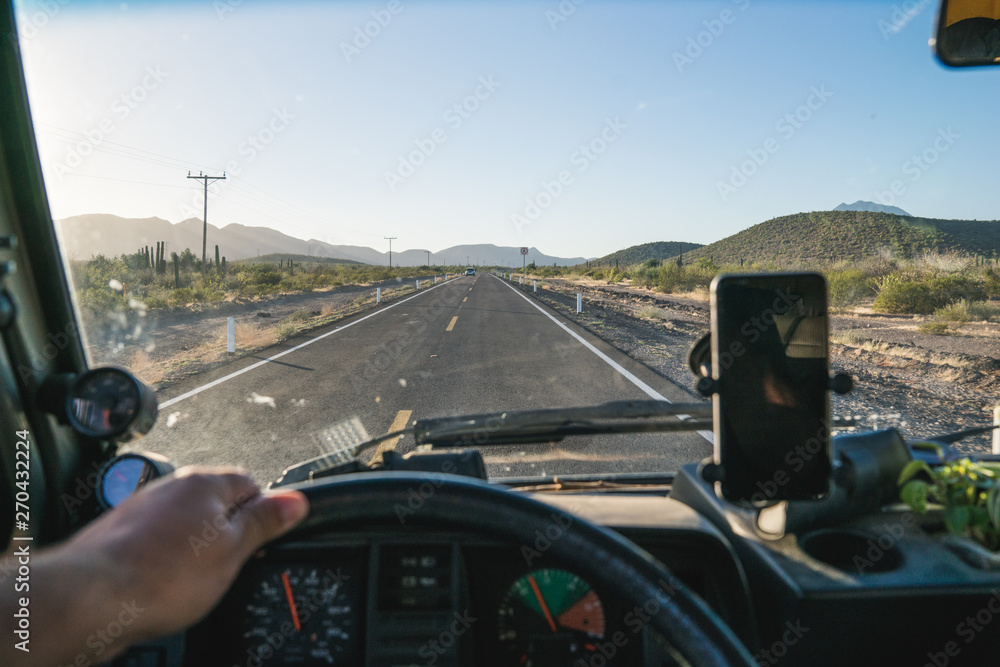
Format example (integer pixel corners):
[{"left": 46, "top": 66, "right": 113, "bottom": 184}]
[{"left": 12, "top": 0, "right": 999, "bottom": 259}]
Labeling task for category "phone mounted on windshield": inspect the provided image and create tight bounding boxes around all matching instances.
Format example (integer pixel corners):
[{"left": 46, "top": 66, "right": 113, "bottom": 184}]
[{"left": 700, "top": 273, "right": 834, "bottom": 504}]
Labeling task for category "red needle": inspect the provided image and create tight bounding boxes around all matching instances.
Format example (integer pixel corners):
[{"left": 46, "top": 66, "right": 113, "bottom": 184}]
[
  {"left": 281, "top": 571, "right": 301, "bottom": 632},
  {"left": 527, "top": 575, "right": 558, "bottom": 633}
]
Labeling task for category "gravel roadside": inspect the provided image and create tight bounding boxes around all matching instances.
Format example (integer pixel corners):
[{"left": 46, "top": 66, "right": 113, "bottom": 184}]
[{"left": 511, "top": 275, "right": 1000, "bottom": 454}]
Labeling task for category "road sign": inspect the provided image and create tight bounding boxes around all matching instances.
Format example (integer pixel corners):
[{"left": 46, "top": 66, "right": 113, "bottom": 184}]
[{"left": 520, "top": 247, "right": 528, "bottom": 255}]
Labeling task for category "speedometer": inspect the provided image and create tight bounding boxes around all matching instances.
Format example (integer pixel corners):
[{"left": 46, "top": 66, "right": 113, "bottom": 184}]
[
  {"left": 497, "top": 568, "right": 606, "bottom": 666},
  {"left": 243, "top": 564, "right": 360, "bottom": 665}
]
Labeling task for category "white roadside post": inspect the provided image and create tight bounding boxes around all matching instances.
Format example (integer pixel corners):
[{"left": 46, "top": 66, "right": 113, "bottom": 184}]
[
  {"left": 227, "top": 317, "right": 235, "bottom": 355},
  {"left": 577, "top": 293, "right": 582, "bottom": 313},
  {"left": 533, "top": 280, "right": 537, "bottom": 292},
  {"left": 993, "top": 404, "right": 1000, "bottom": 454},
  {"left": 416, "top": 279, "right": 419, "bottom": 289},
  {"left": 377, "top": 287, "right": 381, "bottom": 304}
]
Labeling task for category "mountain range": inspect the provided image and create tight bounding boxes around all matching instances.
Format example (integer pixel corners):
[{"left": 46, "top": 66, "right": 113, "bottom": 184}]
[
  {"left": 833, "top": 200, "right": 911, "bottom": 217},
  {"left": 55, "top": 214, "right": 588, "bottom": 267}
]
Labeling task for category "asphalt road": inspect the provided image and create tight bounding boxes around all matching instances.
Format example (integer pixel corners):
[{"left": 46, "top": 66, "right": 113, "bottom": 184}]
[{"left": 137, "top": 273, "right": 712, "bottom": 484}]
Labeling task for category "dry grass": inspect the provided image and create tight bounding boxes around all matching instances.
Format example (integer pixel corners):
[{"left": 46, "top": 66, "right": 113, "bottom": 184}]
[
  {"left": 128, "top": 348, "right": 166, "bottom": 385},
  {"left": 832, "top": 332, "right": 977, "bottom": 370},
  {"left": 633, "top": 306, "right": 675, "bottom": 328}
]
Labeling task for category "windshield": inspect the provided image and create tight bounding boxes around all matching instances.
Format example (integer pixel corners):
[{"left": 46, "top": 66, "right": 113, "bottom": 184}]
[{"left": 12, "top": 0, "right": 999, "bottom": 483}]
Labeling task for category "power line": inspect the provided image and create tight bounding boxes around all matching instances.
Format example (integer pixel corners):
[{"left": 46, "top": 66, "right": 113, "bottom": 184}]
[
  {"left": 187, "top": 171, "right": 226, "bottom": 276},
  {"left": 385, "top": 237, "right": 397, "bottom": 268}
]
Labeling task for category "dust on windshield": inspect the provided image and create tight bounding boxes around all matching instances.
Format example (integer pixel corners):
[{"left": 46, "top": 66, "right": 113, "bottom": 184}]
[{"left": 12, "top": 0, "right": 999, "bottom": 482}]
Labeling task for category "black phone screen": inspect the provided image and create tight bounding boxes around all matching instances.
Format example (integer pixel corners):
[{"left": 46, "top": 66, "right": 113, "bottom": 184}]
[{"left": 711, "top": 273, "right": 831, "bottom": 502}]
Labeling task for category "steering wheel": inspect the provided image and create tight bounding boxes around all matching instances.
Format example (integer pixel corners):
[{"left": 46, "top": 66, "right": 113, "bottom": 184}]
[{"left": 279, "top": 471, "right": 755, "bottom": 666}]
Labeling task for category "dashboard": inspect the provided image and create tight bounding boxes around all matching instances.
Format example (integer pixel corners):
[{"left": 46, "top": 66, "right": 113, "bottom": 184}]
[{"left": 177, "top": 494, "right": 754, "bottom": 667}]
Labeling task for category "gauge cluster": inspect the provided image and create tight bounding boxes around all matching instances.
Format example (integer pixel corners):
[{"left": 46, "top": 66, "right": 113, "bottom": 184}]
[{"left": 188, "top": 535, "right": 680, "bottom": 666}]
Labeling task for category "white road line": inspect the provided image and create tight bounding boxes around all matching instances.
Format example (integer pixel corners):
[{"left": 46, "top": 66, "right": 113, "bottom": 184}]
[
  {"left": 158, "top": 279, "right": 456, "bottom": 409},
  {"left": 493, "top": 275, "right": 713, "bottom": 444}
]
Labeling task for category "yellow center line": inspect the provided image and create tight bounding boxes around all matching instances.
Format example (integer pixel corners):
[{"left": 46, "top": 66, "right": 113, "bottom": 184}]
[
  {"left": 462, "top": 297, "right": 467, "bottom": 302},
  {"left": 446, "top": 316, "right": 458, "bottom": 331},
  {"left": 371, "top": 409, "right": 412, "bottom": 464}
]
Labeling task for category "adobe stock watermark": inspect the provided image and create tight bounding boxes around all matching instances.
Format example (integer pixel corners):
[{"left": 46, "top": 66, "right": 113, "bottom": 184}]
[
  {"left": 351, "top": 280, "right": 465, "bottom": 388},
  {"left": 545, "top": 0, "right": 585, "bottom": 31},
  {"left": 340, "top": 0, "right": 404, "bottom": 63},
  {"left": 510, "top": 116, "right": 627, "bottom": 233},
  {"left": 717, "top": 84, "right": 833, "bottom": 202},
  {"left": 873, "top": 127, "right": 959, "bottom": 210},
  {"left": 393, "top": 458, "right": 477, "bottom": 525},
  {"left": 240, "top": 568, "right": 352, "bottom": 667},
  {"left": 384, "top": 75, "right": 501, "bottom": 192},
  {"left": 715, "top": 287, "right": 800, "bottom": 371},
  {"left": 188, "top": 490, "right": 257, "bottom": 556},
  {"left": 672, "top": 0, "right": 750, "bottom": 73},
  {"left": 7, "top": 0, "right": 71, "bottom": 51},
  {"left": 755, "top": 619, "right": 810, "bottom": 665},
  {"left": 877, "top": 0, "right": 932, "bottom": 40},
  {"left": 54, "top": 600, "right": 146, "bottom": 667},
  {"left": 15, "top": 319, "right": 80, "bottom": 384},
  {"left": 417, "top": 610, "right": 477, "bottom": 665},
  {"left": 576, "top": 574, "right": 687, "bottom": 666},
  {"left": 50, "top": 65, "right": 170, "bottom": 182},
  {"left": 853, "top": 512, "right": 918, "bottom": 574},
  {"left": 214, "top": 0, "right": 243, "bottom": 21},
  {"left": 177, "top": 104, "right": 295, "bottom": 220}
]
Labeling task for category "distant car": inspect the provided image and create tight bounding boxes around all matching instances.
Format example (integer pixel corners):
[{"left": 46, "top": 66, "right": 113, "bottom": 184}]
[{"left": 465, "top": 268, "right": 476, "bottom": 276}]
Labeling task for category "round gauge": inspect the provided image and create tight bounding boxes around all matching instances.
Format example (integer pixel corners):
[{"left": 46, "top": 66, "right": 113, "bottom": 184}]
[
  {"left": 66, "top": 366, "right": 157, "bottom": 440},
  {"left": 243, "top": 564, "right": 359, "bottom": 665},
  {"left": 497, "top": 568, "right": 606, "bottom": 666},
  {"left": 97, "top": 452, "right": 173, "bottom": 509}
]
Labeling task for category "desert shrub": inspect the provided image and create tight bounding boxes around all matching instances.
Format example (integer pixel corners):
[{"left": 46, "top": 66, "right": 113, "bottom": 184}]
[
  {"left": 76, "top": 286, "right": 123, "bottom": 315},
  {"left": 927, "top": 274, "right": 985, "bottom": 304},
  {"left": 918, "top": 321, "right": 951, "bottom": 335},
  {"left": 191, "top": 286, "right": 224, "bottom": 303},
  {"left": 875, "top": 274, "right": 985, "bottom": 314},
  {"left": 250, "top": 267, "right": 282, "bottom": 287},
  {"left": 635, "top": 306, "right": 671, "bottom": 320},
  {"left": 984, "top": 267, "right": 1000, "bottom": 298},
  {"left": 140, "top": 293, "right": 168, "bottom": 309},
  {"left": 289, "top": 308, "right": 312, "bottom": 322},
  {"left": 934, "top": 300, "right": 971, "bottom": 324},
  {"left": 967, "top": 300, "right": 998, "bottom": 321},
  {"left": 937, "top": 299, "right": 998, "bottom": 323},
  {"left": 275, "top": 322, "right": 298, "bottom": 341},
  {"left": 631, "top": 264, "right": 657, "bottom": 289},
  {"left": 168, "top": 287, "right": 194, "bottom": 306},
  {"left": 827, "top": 268, "right": 873, "bottom": 308},
  {"left": 874, "top": 276, "right": 933, "bottom": 314}
]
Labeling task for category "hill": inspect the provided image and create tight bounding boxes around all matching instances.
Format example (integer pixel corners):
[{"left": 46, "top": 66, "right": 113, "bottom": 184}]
[
  {"left": 55, "top": 214, "right": 588, "bottom": 266},
  {"left": 238, "top": 253, "right": 364, "bottom": 267},
  {"left": 834, "top": 200, "right": 911, "bottom": 217},
  {"left": 685, "top": 211, "right": 1000, "bottom": 265},
  {"left": 596, "top": 241, "right": 704, "bottom": 266}
]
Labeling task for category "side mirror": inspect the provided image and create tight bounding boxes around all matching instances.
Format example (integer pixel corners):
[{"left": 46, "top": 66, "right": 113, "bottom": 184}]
[{"left": 934, "top": 0, "right": 1000, "bottom": 66}]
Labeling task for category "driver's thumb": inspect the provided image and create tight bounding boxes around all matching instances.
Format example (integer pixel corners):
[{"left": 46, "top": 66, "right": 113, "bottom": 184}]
[{"left": 237, "top": 491, "right": 310, "bottom": 551}]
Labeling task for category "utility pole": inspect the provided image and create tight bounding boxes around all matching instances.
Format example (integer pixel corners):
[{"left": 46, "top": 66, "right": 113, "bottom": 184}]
[
  {"left": 426, "top": 250, "right": 430, "bottom": 266},
  {"left": 187, "top": 171, "right": 226, "bottom": 276},
  {"left": 385, "top": 237, "right": 397, "bottom": 268}
]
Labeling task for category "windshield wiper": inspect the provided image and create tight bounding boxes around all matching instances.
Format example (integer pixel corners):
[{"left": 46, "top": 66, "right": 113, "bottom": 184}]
[
  {"left": 269, "top": 400, "right": 711, "bottom": 487},
  {"left": 412, "top": 400, "right": 711, "bottom": 447}
]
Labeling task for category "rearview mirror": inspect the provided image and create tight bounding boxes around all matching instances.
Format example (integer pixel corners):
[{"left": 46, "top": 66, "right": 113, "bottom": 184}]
[{"left": 934, "top": 0, "right": 1000, "bottom": 66}]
